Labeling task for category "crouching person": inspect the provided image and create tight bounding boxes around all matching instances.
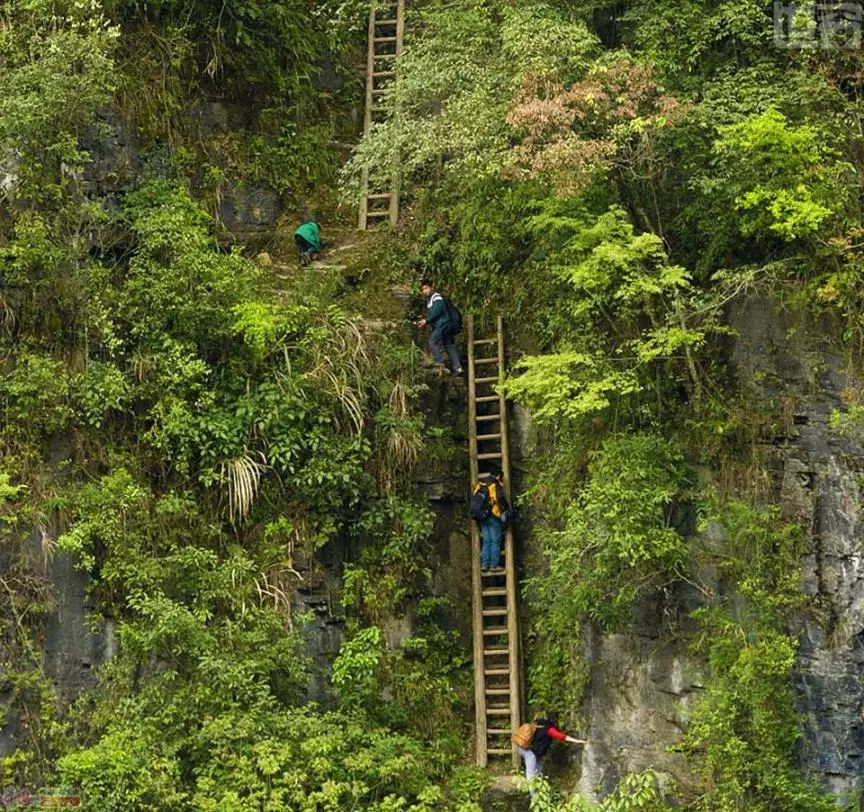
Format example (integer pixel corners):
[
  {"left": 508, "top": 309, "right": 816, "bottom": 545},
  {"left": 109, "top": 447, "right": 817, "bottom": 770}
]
[{"left": 512, "top": 713, "right": 586, "bottom": 795}]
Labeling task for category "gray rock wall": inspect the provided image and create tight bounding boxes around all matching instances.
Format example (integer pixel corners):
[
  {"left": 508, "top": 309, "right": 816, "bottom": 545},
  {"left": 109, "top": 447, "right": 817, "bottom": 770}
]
[
  {"left": 730, "top": 296, "right": 864, "bottom": 798},
  {"left": 552, "top": 295, "right": 864, "bottom": 802}
]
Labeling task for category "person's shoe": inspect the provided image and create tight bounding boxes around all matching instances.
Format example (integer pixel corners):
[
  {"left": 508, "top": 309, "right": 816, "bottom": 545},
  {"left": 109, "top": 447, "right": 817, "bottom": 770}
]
[{"left": 451, "top": 367, "right": 464, "bottom": 376}]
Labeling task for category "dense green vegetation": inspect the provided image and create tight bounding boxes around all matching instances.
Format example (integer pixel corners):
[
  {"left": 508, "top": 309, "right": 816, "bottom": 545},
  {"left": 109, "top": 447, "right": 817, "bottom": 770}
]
[
  {"left": 347, "top": 0, "right": 862, "bottom": 808},
  {"left": 0, "top": 1, "right": 478, "bottom": 808},
  {"left": 0, "top": 0, "right": 861, "bottom": 809}
]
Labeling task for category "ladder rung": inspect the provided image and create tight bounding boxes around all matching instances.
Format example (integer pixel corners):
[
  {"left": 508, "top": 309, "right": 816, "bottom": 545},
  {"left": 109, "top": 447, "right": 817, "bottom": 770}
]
[
  {"left": 476, "top": 396, "right": 499, "bottom": 403},
  {"left": 485, "top": 649, "right": 508, "bottom": 657},
  {"left": 475, "top": 357, "right": 499, "bottom": 364},
  {"left": 483, "top": 608, "right": 508, "bottom": 617},
  {"left": 366, "top": 210, "right": 390, "bottom": 217},
  {"left": 475, "top": 376, "right": 499, "bottom": 384},
  {"left": 477, "top": 452, "right": 502, "bottom": 460},
  {"left": 474, "top": 338, "right": 497, "bottom": 345},
  {"left": 483, "top": 627, "right": 508, "bottom": 635},
  {"left": 367, "top": 193, "right": 391, "bottom": 200},
  {"left": 488, "top": 748, "right": 512, "bottom": 755},
  {"left": 482, "top": 568, "right": 506, "bottom": 577},
  {"left": 485, "top": 668, "right": 510, "bottom": 676},
  {"left": 485, "top": 688, "right": 510, "bottom": 695},
  {"left": 374, "top": 53, "right": 397, "bottom": 59},
  {"left": 487, "top": 728, "right": 512, "bottom": 735},
  {"left": 477, "top": 433, "right": 502, "bottom": 441},
  {"left": 373, "top": 71, "right": 396, "bottom": 78},
  {"left": 476, "top": 414, "right": 500, "bottom": 422},
  {"left": 482, "top": 588, "right": 507, "bottom": 597},
  {"left": 486, "top": 708, "right": 512, "bottom": 716},
  {"left": 374, "top": 36, "right": 398, "bottom": 42}
]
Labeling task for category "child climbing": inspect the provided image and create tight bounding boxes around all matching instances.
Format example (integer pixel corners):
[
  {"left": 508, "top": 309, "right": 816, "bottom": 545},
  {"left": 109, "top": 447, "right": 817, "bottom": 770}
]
[
  {"left": 294, "top": 220, "right": 322, "bottom": 266},
  {"left": 471, "top": 465, "right": 510, "bottom": 571},
  {"left": 415, "top": 278, "right": 463, "bottom": 375},
  {"left": 512, "top": 713, "right": 587, "bottom": 794}
]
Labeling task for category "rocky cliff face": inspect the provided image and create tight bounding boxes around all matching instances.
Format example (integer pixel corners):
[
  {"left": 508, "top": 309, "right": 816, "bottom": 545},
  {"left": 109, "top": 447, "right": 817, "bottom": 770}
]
[
  {"left": 558, "top": 295, "right": 864, "bottom": 802},
  {"left": 731, "top": 296, "right": 864, "bottom": 798},
  {"left": 8, "top": 101, "right": 864, "bottom": 802}
]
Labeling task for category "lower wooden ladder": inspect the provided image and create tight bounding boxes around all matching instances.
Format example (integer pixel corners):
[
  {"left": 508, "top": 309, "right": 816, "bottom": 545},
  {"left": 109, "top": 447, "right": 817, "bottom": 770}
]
[{"left": 467, "top": 314, "right": 522, "bottom": 767}]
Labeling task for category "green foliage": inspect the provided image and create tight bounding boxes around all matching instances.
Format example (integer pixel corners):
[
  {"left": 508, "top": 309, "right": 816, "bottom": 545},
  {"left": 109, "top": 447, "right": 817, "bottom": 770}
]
[
  {"left": 0, "top": 350, "right": 73, "bottom": 439},
  {"left": 530, "top": 432, "right": 689, "bottom": 630},
  {"left": 343, "top": 495, "right": 436, "bottom": 620},
  {"left": 0, "top": 0, "right": 118, "bottom": 202},
  {"left": 0, "top": 145, "right": 465, "bottom": 803},
  {"left": 529, "top": 772, "right": 670, "bottom": 811},
  {"left": 503, "top": 206, "right": 709, "bottom": 422},
  {"left": 343, "top": 0, "right": 598, "bottom": 194},
  {"left": 105, "top": 0, "right": 364, "bottom": 92},
  {"left": 0, "top": 0, "right": 858, "bottom": 805},
  {"left": 525, "top": 432, "right": 688, "bottom": 723},
  {"left": 706, "top": 109, "right": 852, "bottom": 242},
  {"left": 59, "top": 703, "right": 457, "bottom": 811},
  {"left": 331, "top": 626, "right": 384, "bottom": 710}
]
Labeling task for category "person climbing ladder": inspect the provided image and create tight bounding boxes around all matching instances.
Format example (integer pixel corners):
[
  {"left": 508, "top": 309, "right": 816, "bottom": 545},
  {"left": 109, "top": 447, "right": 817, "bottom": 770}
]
[
  {"left": 471, "top": 465, "right": 510, "bottom": 571},
  {"left": 415, "top": 278, "right": 463, "bottom": 375}
]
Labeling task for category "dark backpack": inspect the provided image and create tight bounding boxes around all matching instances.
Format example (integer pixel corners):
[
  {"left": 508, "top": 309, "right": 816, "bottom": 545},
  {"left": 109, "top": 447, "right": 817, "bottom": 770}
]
[
  {"left": 444, "top": 297, "right": 463, "bottom": 335},
  {"left": 470, "top": 482, "right": 492, "bottom": 522}
]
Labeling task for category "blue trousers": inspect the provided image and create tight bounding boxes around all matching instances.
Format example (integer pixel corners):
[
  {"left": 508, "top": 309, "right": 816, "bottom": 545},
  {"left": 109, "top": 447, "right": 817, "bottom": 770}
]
[
  {"left": 429, "top": 327, "right": 461, "bottom": 371},
  {"left": 480, "top": 517, "right": 503, "bottom": 569},
  {"left": 517, "top": 745, "right": 543, "bottom": 788}
]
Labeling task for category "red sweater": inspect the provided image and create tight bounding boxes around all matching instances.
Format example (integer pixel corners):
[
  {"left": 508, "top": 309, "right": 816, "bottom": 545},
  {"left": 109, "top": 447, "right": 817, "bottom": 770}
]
[{"left": 531, "top": 721, "right": 568, "bottom": 757}]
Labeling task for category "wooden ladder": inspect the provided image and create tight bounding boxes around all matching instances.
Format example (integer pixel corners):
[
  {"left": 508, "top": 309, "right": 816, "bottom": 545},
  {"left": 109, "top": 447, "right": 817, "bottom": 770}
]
[
  {"left": 467, "top": 315, "right": 522, "bottom": 768},
  {"left": 358, "top": 0, "right": 405, "bottom": 230}
]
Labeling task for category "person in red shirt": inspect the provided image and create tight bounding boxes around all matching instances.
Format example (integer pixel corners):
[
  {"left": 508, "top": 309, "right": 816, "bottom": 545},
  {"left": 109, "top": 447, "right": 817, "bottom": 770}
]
[{"left": 516, "top": 713, "right": 586, "bottom": 791}]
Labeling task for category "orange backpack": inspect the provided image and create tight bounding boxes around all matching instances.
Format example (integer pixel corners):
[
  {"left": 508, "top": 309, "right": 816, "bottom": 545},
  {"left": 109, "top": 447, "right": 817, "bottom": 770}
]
[{"left": 512, "top": 722, "right": 539, "bottom": 748}]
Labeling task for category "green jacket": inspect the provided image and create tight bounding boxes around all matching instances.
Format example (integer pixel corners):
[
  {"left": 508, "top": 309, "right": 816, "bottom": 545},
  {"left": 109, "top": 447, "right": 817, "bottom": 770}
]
[
  {"left": 295, "top": 221, "right": 321, "bottom": 251},
  {"left": 426, "top": 292, "right": 450, "bottom": 332}
]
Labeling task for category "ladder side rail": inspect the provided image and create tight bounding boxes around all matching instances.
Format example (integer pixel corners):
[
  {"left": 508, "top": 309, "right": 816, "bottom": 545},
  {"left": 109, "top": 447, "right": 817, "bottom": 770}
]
[
  {"left": 358, "top": 3, "right": 378, "bottom": 230},
  {"left": 467, "top": 315, "right": 487, "bottom": 767},
  {"left": 389, "top": 0, "right": 405, "bottom": 225},
  {"left": 497, "top": 314, "right": 522, "bottom": 768}
]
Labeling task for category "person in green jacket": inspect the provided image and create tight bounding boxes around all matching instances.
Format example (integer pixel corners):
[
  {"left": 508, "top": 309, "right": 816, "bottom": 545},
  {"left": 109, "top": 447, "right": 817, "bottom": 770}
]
[
  {"left": 416, "top": 278, "right": 463, "bottom": 375},
  {"left": 294, "top": 220, "right": 321, "bottom": 266}
]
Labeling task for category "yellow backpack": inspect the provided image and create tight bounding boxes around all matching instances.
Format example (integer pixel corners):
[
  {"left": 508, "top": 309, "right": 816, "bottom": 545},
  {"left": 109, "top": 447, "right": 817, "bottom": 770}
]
[{"left": 512, "top": 722, "right": 539, "bottom": 748}]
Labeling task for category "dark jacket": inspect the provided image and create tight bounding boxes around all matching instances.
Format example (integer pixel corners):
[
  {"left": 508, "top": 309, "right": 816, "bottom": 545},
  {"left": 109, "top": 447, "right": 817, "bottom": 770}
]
[
  {"left": 426, "top": 292, "right": 451, "bottom": 333},
  {"left": 531, "top": 718, "right": 567, "bottom": 758}
]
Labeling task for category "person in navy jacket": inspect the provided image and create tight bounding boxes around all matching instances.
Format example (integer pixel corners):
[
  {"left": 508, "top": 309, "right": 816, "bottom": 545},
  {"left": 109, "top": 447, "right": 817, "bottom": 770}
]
[{"left": 415, "top": 278, "right": 463, "bottom": 375}]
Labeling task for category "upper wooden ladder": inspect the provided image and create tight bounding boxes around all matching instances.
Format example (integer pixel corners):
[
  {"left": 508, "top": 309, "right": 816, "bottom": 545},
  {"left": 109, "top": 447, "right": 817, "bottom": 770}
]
[
  {"left": 467, "top": 315, "right": 522, "bottom": 767},
  {"left": 358, "top": 0, "right": 405, "bottom": 229}
]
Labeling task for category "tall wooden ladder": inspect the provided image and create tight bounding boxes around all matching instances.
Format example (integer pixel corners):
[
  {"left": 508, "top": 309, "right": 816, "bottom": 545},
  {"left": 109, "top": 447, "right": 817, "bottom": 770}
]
[
  {"left": 467, "top": 315, "right": 522, "bottom": 767},
  {"left": 358, "top": 0, "right": 405, "bottom": 229}
]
